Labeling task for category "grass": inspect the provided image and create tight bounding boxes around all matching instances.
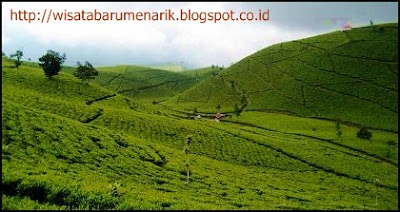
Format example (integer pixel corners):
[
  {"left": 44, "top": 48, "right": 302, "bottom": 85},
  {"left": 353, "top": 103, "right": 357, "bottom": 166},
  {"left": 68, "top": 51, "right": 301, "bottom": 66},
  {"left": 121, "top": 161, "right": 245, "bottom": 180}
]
[{"left": 2, "top": 23, "right": 398, "bottom": 210}]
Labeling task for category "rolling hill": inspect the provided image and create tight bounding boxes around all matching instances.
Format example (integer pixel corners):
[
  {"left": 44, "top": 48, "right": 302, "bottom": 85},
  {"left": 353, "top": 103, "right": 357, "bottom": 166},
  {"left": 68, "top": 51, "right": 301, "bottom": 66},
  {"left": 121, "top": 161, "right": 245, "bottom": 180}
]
[
  {"left": 150, "top": 63, "right": 187, "bottom": 72},
  {"left": 165, "top": 23, "right": 398, "bottom": 132},
  {"left": 180, "top": 66, "right": 224, "bottom": 81},
  {"left": 89, "top": 65, "right": 224, "bottom": 104},
  {"left": 91, "top": 65, "right": 197, "bottom": 103},
  {"left": 2, "top": 23, "right": 398, "bottom": 210}
]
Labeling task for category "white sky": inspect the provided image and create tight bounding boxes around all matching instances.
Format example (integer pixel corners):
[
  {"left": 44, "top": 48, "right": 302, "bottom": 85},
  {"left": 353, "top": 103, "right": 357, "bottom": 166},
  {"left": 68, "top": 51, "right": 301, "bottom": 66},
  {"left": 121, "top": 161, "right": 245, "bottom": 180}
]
[{"left": 1, "top": 2, "right": 398, "bottom": 68}]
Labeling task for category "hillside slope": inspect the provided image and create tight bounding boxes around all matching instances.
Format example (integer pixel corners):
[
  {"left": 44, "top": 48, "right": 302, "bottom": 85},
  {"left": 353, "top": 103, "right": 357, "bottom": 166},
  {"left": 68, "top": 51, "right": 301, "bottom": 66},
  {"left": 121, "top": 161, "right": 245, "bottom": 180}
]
[
  {"left": 181, "top": 66, "right": 224, "bottom": 81},
  {"left": 2, "top": 25, "right": 398, "bottom": 209},
  {"left": 166, "top": 23, "right": 398, "bottom": 131},
  {"left": 2, "top": 58, "right": 398, "bottom": 210},
  {"left": 92, "top": 65, "right": 198, "bottom": 103}
]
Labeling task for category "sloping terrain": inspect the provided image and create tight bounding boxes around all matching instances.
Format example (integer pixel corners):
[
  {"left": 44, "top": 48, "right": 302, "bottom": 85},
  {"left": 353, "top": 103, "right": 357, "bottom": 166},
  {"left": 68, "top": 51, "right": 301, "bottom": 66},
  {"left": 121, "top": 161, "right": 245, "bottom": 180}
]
[
  {"left": 2, "top": 23, "right": 398, "bottom": 210},
  {"left": 91, "top": 65, "right": 197, "bottom": 103},
  {"left": 181, "top": 66, "right": 224, "bottom": 81},
  {"left": 150, "top": 63, "right": 186, "bottom": 72},
  {"left": 166, "top": 23, "right": 398, "bottom": 132}
]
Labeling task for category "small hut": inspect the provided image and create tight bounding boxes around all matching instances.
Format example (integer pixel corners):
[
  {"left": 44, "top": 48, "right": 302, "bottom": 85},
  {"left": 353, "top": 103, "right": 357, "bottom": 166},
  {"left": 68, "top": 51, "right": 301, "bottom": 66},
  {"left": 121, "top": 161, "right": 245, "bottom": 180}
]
[{"left": 214, "top": 113, "right": 227, "bottom": 122}]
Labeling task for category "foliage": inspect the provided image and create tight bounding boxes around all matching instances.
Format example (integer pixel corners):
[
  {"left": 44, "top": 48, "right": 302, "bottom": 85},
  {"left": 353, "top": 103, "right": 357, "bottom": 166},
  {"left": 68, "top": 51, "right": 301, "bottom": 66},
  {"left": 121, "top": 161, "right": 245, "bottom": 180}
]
[
  {"left": 10, "top": 50, "right": 23, "bottom": 70},
  {"left": 38, "top": 50, "right": 66, "bottom": 79},
  {"left": 336, "top": 117, "right": 343, "bottom": 141},
  {"left": 73, "top": 61, "right": 99, "bottom": 84},
  {"left": 233, "top": 103, "right": 241, "bottom": 117},
  {"left": 216, "top": 104, "right": 221, "bottom": 111},
  {"left": 357, "top": 127, "right": 372, "bottom": 140}
]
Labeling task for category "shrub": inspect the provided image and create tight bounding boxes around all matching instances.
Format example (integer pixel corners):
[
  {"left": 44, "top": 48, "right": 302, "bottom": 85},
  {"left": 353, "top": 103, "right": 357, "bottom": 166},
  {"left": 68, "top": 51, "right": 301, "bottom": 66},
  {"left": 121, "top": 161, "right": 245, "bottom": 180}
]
[
  {"left": 357, "top": 127, "right": 372, "bottom": 140},
  {"left": 233, "top": 103, "right": 241, "bottom": 117},
  {"left": 336, "top": 117, "right": 343, "bottom": 142},
  {"left": 109, "top": 182, "right": 124, "bottom": 197},
  {"left": 385, "top": 140, "right": 396, "bottom": 157},
  {"left": 17, "top": 180, "right": 48, "bottom": 203}
]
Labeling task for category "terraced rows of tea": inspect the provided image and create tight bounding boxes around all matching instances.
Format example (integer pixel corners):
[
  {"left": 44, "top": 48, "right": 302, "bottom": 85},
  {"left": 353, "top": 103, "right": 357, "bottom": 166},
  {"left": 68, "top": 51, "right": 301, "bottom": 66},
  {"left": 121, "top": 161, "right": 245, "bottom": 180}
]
[
  {"left": 90, "top": 65, "right": 205, "bottom": 103},
  {"left": 168, "top": 23, "right": 398, "bottom": 132},
  {"left": 2, "top": 23, "right": 398, "bottom": 210}
]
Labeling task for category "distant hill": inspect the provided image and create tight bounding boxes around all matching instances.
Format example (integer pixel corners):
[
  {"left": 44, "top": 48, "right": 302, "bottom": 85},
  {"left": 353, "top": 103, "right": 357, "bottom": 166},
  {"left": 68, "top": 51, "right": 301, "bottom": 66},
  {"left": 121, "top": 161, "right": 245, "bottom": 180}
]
[
  {"left": 149, "top": 63, "right": 187, "bottom": 72},
  {"left": 92, "top": 65, "right": 197, "bottom": 103},
  {"left": 180, "top": 66, "right": 224, "bottom": 81},
  {"left": 166, "top": 23, "right": 398, "bottom": 131}
]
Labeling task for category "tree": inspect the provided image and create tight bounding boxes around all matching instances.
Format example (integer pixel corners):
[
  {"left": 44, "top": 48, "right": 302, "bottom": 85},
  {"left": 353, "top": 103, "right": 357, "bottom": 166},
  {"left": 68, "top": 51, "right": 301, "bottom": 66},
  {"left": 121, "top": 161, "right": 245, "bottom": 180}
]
[
  {"left": 233, "top": 103, "right": 241, "bottom": 118},
  {"left": 336, "top": 117, "right": 343, "bottom": 142},
  {"left": 73, "top": 61, "right": 98, "bottom": 84},
  {"left": 184, "top": 135, "right": 192, "bottom": 183},
  {"left": 2, "top": 51, "right": 6, "bottom": 58},
  {"left": 386, "top": 140, "right": 396, "bottom": 157},
  {"left": 216, "top": 104, "right": 222, "bottom": 112},
  {"left": 10, "top": 50, "right": 23, "bottom": 71},
  {"left": 38, "top": 50, "right": 66, "bottom": 79}
]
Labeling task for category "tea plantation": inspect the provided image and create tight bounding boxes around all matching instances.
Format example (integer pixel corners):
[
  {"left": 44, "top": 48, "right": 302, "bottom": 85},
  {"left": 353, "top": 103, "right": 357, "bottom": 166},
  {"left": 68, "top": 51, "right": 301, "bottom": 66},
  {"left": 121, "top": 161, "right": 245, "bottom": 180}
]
[{"left": 2, "top": 23, "right": 398, "bottom": 209}]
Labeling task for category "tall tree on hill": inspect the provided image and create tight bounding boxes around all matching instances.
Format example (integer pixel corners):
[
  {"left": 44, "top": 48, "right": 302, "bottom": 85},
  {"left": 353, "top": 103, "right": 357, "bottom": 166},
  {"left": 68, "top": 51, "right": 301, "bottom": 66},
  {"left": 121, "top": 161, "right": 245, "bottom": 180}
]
[
  {"left": 386, "top": 140, "right": 396, "bottom": 158},
  {"left": 38, "top": 50, "right": 66, "bottom": 79},
  {"left": 216, "top": 104, "right": 222, "bottom": 112},
  {"left": 10, "top": 50, "right": 23, "bottom": 71},
  {"left": 73, "top": 61, "right": 99, "bottom": 85},
  {"left": 185, "top": 135, "right": 192, "bottom": 183},
  {"left": 335, "top": 117, "right": 343, "bottom": 142},
  {"left": 234, "top": 103, "right": 241, "bottom": 118}
]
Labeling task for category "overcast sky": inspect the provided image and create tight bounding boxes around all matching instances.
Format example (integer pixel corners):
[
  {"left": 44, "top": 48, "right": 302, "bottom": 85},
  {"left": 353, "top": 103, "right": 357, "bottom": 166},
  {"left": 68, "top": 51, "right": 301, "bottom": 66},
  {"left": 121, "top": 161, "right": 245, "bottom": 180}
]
[{"left": 2, "top": 2, "right": 398, "bottom": 68}]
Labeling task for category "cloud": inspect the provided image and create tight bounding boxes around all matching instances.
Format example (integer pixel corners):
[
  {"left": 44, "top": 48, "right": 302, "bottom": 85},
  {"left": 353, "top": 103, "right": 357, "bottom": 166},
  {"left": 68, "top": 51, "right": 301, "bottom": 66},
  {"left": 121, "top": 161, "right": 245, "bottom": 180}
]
[{"left": 1, "top": 2, "right": 397, "bottom": 67}]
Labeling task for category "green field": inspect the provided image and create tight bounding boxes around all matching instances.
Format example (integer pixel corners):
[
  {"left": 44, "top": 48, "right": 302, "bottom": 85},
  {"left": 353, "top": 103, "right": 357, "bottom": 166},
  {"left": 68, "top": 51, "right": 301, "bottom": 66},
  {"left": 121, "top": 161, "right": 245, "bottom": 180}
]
[
  {"left": 2, "top": 23, "right": 398, "bottom": 209},
  {"left": 167, "top": 23, "right": 398, "bottom": 132}
]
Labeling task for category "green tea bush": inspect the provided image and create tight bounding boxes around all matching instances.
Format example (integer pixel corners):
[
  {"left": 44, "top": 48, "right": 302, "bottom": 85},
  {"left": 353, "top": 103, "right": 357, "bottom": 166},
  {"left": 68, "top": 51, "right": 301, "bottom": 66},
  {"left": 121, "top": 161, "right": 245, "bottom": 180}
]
[{"left": 357, "top": 127, "right": 372, "bottom": 140}]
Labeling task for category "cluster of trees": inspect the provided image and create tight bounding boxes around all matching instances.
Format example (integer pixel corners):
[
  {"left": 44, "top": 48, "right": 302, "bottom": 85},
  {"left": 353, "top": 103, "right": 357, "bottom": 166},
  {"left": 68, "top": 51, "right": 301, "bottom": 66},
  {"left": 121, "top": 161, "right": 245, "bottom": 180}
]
[
  {"left": 211, "top": 64, "right": 224, "bottom": 70},
  {"left": 5, "top": 49, "right": 99, "bottom": 84}
]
